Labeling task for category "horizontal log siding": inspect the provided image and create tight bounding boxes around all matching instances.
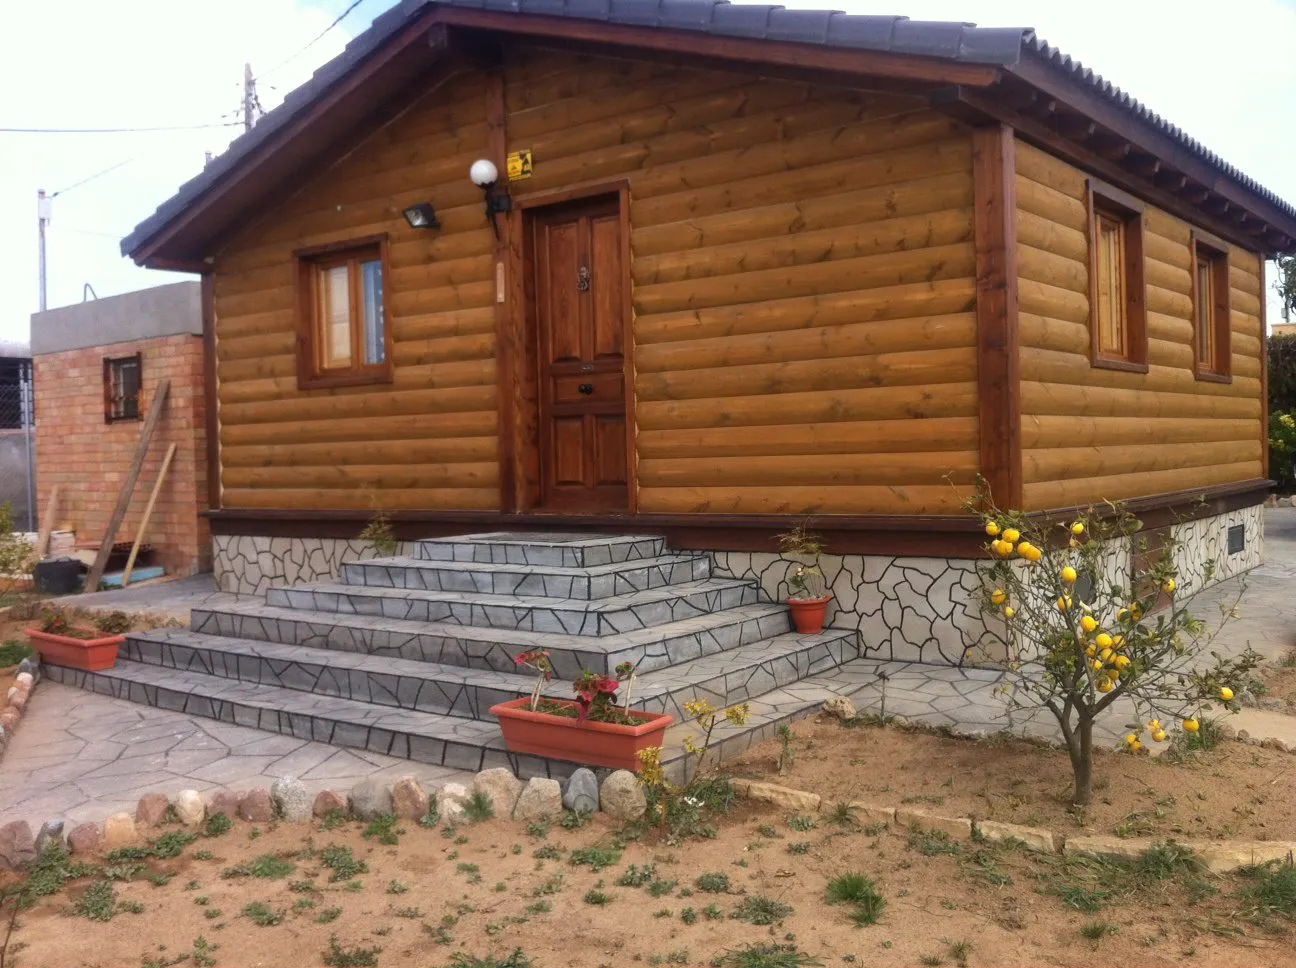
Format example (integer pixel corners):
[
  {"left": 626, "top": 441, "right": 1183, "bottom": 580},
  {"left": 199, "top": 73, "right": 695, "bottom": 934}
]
[
  {"left": 1015, "top": 142, "right": 1265, "bottom": 510},
  {"left": 508, "top": 50, "right": 977, "bottom": 515},
  {"left": 212, "top": 69, "right": 499, "bottom": 511},
  {"left": 212, "top": 50, "right": 979, "bottom": 516}
]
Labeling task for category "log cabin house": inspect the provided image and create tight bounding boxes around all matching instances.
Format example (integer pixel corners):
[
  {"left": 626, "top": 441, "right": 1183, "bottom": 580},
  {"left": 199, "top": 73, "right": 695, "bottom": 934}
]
[{"left": 123, "top": 0, "right": 1296, "bottom": 666}]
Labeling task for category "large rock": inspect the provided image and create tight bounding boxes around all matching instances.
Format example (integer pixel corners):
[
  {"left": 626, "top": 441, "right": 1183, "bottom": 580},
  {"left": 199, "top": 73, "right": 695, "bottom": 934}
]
[
  {"left": 391, "top": 776, "right": 429, "bottom": 821},
  {"left": 844, "top": 802, "right": 896, "bottom": 828},
  {"left": 1197, "top": 840, "right": 1296, "bottom": 874},
  {"left": 17, "top": 657, "right": 39, "bottom": 678},
  {"left": 562, "top": 769, "right": 599, "bottom": 814},
  {"left": 435, "top": 782, "right": 471, "bottom": 824},
  {"left": 102, "top": 813, "right": 139, "bottom": 850},
  {"left": 512, "top": 778, "right": 562, "bottom": 821},
  {"left": 895, "top": 808, "right": 973, "bottom": 840},
  {"left": 731, "top": 779, "right": 821, "bottom": 814},
  {"left": 350, "top": 777, "right": 394, "bottom": 820},
  {"left": 312, "top": 790, "right": 348, "bottom": 819},
  {"left": 473, "top": 768, "right": 524, "bottom": 817},
  {"left": 822, "top": 695, "right": 857, "bottom": 721},
  {"left": 34, "top": 820, "right": 65, "bottom": 855},
  {"left": 271, "top": 776, "right": 311, "bottom": 822},
  {"left": 1064, "top": 835, "right": 1154, "bottom": 863},
  {"left": 67, "top": 822, "right": 102, "bottom": 855},
  {"left": 208, "top": 790, "right": 247, "bottom": 819},
  {"left": 136, "top": 793, "right": 171, "bottom": 827},
  {"left": 172, "top": 790, "right": 206, "bottom": 826},
  {"left": 599, "top": 770, "right": 647, "bottom": 821},
  {"left": 238, "top": 789, "right": 274, "bottom": 823},
  {"left": 0, "top": 821, "right": 35, "bottom": 869}
]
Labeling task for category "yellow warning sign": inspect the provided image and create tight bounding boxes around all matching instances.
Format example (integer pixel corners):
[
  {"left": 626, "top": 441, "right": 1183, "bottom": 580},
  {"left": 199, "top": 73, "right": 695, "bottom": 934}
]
[{"left": 506, "top": 149, "right": 533, "bottom": 181}]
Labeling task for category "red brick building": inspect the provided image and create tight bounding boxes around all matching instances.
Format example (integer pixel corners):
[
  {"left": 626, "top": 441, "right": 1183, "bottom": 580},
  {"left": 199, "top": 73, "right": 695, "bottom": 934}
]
[{"left": 30, "top": 281, "right": 210, "bottom": 577}]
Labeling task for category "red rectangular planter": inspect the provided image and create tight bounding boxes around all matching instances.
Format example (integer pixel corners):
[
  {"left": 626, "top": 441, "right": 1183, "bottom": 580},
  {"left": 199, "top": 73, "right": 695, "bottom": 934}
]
[
  {"left": 27, "top": 628, "right": 125, "bottom": 672},
  {"left": 490, "top": 697, "right": 674, "bottom": 771}
]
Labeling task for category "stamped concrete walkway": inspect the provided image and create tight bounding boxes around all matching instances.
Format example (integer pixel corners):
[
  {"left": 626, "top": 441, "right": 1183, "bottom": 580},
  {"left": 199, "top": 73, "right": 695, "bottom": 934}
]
[{"left": 4, "top": 510, "right": 1294, "bottom": 828}]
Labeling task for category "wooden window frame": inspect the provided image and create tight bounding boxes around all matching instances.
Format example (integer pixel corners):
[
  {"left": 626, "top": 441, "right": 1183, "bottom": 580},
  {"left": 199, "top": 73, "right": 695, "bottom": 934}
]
[
  {"left": 294, "top": 234, "right": 393, "bottom": 390},
  {"left": 103, "top": 352, "right": 143, "bottom": 423},
  {"left": 1086, "top": 179, "right": 1148, "bottom": 373},
  {"left": 1189, "top": 230, "right": 1232, "bottom": 384}
]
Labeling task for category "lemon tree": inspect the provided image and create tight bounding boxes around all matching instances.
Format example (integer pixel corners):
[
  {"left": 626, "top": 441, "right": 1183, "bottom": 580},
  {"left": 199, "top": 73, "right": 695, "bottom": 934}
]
[{"left": 973, "top": 498, "right": 1259, "bottom": 806}]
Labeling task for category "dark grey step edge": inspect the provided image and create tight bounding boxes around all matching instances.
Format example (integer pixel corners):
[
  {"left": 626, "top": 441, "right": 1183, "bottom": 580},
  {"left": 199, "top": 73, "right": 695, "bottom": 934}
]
[
  {"left": 189, "top": 602, "right": 790, "bottom": 678},
  {"left": 263, "top": 578, "right": 763, "bottom": 637}
]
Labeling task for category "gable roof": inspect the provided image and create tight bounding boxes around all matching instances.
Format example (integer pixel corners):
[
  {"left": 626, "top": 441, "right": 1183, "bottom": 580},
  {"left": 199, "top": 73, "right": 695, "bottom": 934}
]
[{"left": 122, "top": 0, "right": 1296, "bottom": 265}]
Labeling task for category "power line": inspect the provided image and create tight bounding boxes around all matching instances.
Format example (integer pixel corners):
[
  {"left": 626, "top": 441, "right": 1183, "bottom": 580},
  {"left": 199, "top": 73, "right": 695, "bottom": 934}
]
[
  {"left": 52, "top": 159, "right": 134, "bottom": 197},
  {"left": 260, "top": 0, "right": 368, "bottom": 78},
  {"left": 0, "top": 121, "right": 242, "bottom": 134}
]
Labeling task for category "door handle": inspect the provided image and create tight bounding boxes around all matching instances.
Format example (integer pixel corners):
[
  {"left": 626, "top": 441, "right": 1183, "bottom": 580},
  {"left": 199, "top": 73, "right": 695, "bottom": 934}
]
[{"left": 578, "top": 383, "right": 594, "bottom": 395}]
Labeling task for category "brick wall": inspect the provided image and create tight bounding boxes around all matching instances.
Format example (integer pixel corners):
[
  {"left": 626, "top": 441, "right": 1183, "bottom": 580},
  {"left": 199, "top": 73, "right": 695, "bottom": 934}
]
[{"left": 33, "top": 333, "right": 209, "bottom": 576}]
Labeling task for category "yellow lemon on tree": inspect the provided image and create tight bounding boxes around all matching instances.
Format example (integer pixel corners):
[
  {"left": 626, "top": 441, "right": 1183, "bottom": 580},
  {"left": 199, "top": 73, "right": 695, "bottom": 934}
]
[
  {"left": 985, "top": 521, "right": 1001, "bottom": 537},
  {"left": 1002, "top": 528, "right": 1021, "bottom": 544},
  {"left": 1071, "top": 522, "right": 1085, "bottom": 536},
  {"left": 1130, "top": 740, "right": 1143, "bottom": 752},
  {"left": 1162, "top": 578, "right": 1176, "bottom": 594},
  {"left": 1107, "top": 668, "right": 1120, "bottom": 681},
  {"left": 1061, "top": 566, "right": 1078, "bottom": 584},
  {"left": 1080, "top": 615, "right": 1098, "bottom": 633},
  {"left": 1085, "top": 645, "right": 1097, "bottom": 657},
  {"left": 1152, "top": 730, "right": 1167, "bottom": 743},
  {"left": 1095, "top": 632, "right": 1113, "bottom": 649},
  {"left": 1097, "top": 679, "right": 1114, "bottom": 693},
  {"left": 993, "top": 540, "right": 1013, "bottom": 558},
  {"left": 1117, "top": 607, "right": 1129, "bottom": 622},
  {"left": 1057, "top": 596, "right": 1072, "bottom": 612},
  {"left": 1099, "top": 648, "right": 1114, "bottom": 663},
  {"left": 1113, "top": 634, "right": 1125, "bottom": 649},
  {"left": 1183, "top": 718, "right": 1200, "bottom": 733},
  {"left": 1125, "top": 733, "right": 1138, "bottom": 745},
  {"left": 1114, "top": 655, "right": 1131, "bottom": 670},
  {"left": 1002, "top": 606, "right": 1016, "bottom": 619},
  {"left": 991, "top": 589, "right": 1007, "bottom": 605},
  {"left": 1091, "top": 659, "right": 1104, "bottom": 672},
  {"left": 1025, "top": 544, "right": 1043, "bottom": 562},
  {"left": 1219, "top": 686, "right": 1234, "bottom": 701}
]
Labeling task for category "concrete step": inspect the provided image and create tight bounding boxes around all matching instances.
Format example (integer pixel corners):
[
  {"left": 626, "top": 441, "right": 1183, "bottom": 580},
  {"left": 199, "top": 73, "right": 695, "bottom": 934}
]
[
  {"left": 42, "top": 653, "right": 881, "bottom": 782},
  {"left": 262, "top": 576, "right": 761, "bottom": 637},
  {"left": 189, "top": 601, "right": 791, "bottom": 678},
  {"left": 415, "top": 532, "right": 665, "bottom": 568},
  {"left": 121, "top": 623, "right": 858, "bottom": 723},
  {"left": 339, "top": 553, "right": 710, "bottom": 600}
]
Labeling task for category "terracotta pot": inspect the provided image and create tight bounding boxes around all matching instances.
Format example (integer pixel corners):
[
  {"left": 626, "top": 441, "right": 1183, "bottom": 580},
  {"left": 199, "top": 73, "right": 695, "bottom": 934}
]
[
  {"left": 490, "top": 697, "right": 674, "bottom": 771},
  {"left": 786, "top": 596, "right": 833, "bottom": 634},
  {"left": 27, "top": 628, "right": 124, "bottom": 672}
]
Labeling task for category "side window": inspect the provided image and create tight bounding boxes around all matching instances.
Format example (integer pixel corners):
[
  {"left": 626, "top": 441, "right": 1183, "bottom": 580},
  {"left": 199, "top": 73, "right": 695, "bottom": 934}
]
[
  {"left": 104, "top": 353, "right": 142, "bottom": 422},
  {"left": 295, "top": 237, "right": 391, "bottom": 389},
  {"left": 1190, "top": 234, "right": 1231, "bottom": 382},
  {"left": 1087, "top": 181, "right": 1147, "bottom": 372}
]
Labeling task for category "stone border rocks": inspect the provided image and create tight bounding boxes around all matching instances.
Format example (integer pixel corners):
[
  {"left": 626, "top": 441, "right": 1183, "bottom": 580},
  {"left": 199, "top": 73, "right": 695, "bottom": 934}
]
[
  {"left": 727, "top": 777, "right": 1296, "bottom": 874},
  {"left": 0, "top": 655, "right": 40, "bottom": 766}
]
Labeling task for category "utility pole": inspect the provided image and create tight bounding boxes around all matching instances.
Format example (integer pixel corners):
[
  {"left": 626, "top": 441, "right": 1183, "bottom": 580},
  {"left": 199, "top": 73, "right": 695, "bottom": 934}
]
[
  {"left": 242, "top": 63, "right": 259, "bottom": 133},
  {"left": 36, "top": 189, "right": 51, "bottom": 312}
]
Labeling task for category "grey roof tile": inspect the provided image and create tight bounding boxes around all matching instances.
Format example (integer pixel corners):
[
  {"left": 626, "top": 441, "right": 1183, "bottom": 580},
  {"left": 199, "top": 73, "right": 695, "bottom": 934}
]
[{"left": 121, "top": 0, "right": 1296, "bottom": 258}]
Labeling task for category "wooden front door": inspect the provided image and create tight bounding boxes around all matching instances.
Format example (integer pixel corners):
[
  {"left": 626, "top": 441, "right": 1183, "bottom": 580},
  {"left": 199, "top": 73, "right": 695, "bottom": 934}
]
[{"left": 529, "top": 197, "right": 629, "bottom": 511}]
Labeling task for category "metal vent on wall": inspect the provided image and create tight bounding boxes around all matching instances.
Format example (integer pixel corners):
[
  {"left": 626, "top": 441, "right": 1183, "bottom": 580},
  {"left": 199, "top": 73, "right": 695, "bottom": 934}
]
[{"left": 1227, "top": 525, "right": 1245, "bottom": 556}]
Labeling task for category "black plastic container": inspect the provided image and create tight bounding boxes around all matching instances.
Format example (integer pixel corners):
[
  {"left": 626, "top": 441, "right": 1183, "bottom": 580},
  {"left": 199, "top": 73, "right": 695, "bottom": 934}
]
[{"left": 33, "top": 558, "right": 84, "bottom": 595}]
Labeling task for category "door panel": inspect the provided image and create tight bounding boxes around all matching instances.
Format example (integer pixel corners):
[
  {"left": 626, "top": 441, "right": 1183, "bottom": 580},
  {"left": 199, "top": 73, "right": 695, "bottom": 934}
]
[{"left": 531, "top": 196, "right": 629, "bottom": 511}]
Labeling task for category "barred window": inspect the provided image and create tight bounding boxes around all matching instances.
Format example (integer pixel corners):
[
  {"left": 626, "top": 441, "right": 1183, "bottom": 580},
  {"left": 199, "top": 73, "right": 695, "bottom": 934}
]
[{"left": 104, "top": 353, "right": 142, "bottom": 422}]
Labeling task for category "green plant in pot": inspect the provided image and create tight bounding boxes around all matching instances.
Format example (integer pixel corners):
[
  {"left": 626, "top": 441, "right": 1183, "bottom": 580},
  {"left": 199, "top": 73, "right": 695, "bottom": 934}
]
[
  {"left": 776, "top": 523, "right": 832, "bottom": 634},
  {"left": 26, "top": 608, "right": 129, "bottom": 672}
]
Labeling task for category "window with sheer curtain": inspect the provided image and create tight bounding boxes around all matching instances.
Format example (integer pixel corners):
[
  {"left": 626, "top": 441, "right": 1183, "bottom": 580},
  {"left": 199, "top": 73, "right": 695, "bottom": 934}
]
[{"left": 296, "top": 237, "right": 391, "bottom": 389}]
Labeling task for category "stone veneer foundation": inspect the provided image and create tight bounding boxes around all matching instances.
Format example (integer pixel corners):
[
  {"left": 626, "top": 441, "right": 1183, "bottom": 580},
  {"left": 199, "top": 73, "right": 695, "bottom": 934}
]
[{"left": 213, "top": 505, "right": 1263, "bottom": 666}]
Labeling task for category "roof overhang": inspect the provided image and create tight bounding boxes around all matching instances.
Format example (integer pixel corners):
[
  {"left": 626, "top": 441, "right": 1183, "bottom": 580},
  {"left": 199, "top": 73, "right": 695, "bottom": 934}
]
[{"left": 123, "top": 0, "right": 1296, "bottom": 268}]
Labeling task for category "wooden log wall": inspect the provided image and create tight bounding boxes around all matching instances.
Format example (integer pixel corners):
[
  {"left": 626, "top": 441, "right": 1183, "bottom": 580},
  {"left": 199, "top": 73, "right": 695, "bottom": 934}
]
[
  {"left": 1015, "top": 142, "right": 1266, "bottom": 510},
  {"left": 211, "top": 48, "right": 980, "bottom": 515}
]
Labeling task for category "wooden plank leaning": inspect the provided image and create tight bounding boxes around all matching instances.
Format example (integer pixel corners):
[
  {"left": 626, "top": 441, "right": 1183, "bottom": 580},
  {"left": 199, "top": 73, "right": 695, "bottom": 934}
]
[
  {"left": 83, "top": 379, "right": 171, "bottom": 593},
  {"left": 122, "top": 442, "right": 177, "bottom": 587}
]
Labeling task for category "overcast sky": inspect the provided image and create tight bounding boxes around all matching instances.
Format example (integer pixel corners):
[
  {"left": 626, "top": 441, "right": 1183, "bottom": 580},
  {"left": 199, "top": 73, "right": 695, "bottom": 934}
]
[{"left": 2, "top": 0, "right": 1294, "bottom": 344}]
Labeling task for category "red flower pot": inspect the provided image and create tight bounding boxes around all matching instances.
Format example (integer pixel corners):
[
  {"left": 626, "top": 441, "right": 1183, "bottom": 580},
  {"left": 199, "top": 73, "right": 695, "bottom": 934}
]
[
  {"left": 490, "top": 698, "right": 674, "bottom": 771},
  {"left": 786, "top": 596, "right": 832, "bottom": 634},
  {"left": 27, "top": 628, "right": 124, "bottom": 671}
]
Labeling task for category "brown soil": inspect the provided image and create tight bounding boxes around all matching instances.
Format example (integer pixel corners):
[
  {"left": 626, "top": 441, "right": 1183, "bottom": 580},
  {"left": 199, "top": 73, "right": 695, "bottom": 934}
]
[
  {"left": 2, "top": 800, "right": 1293, "bottom": 968},
  {"left": 1258, "top": 656, "right": 1296, "bottom": 710},
  {"left": 729, "top": 715, "right": 1296, "bottom": 843}
]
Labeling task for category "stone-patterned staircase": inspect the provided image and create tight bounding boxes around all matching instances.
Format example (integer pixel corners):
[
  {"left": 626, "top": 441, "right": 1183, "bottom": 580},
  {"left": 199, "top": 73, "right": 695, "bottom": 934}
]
[{"left": 44, "top": 533, "right": 865, "bottom": 779}]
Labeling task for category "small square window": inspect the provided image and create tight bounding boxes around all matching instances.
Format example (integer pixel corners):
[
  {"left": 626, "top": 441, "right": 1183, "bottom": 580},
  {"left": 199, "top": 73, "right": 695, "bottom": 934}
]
[
  {"left": 295, "top": 237, "right": 392, "bottom": 389},
  {"left": 1227, "top": 524, "right": 1245, "bottom": 556},
  {"left": 1191, "top": 233, "right": 1231, "bottom": 382},
  {"left": 104, "top": 354, "right": 142, "bottom": 423},
  {"left": 1087, "top": 180, "right": 1147, "bottom": 373}
]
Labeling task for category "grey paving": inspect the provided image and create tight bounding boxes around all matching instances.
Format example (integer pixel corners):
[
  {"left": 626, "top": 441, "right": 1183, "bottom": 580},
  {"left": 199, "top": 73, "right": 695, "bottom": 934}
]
[{"left": 53, "top": 572, "right": 247, "bottom": 624}]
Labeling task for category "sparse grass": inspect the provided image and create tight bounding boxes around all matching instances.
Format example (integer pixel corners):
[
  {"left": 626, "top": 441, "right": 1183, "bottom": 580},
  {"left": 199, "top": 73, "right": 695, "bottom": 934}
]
[
  {"left": 731, "top": 895, "right": 794, "bottom": 925},
  {"left": 616, "top": 864, "right": 657, "bottom": 887},
  {"left": 393, "top": 905, "right": 423, "bottom": 919},
  {"left": 680, "top": 907, "right": 697, "bottom": 924},
  {"left": 288, "top": 880, "right": 318, "bottom": 894},
  {"left": 203, "top": 814, "right": 232, "bottom": 838},
  {"left": 190, "top": 936, "right": 218, "bottom": 968},
  {"left": 315, "top": 907, "right": 343, "bottom": 924},
  {"left": 320, "top": 809, "right": 349, "bottom": 831},
  {"left": 447, "top": 950, "right": 532, "bottom": 968},
  {"left": 1238, "top": 861, "right": 1296, "bottom": 921},
  {"left": 224, "top": 853, "right": 296, "bottom": 880},
  {"left": 149, "top": 831, "right": 198, "bottom": 859},
  {"left": 695, "top": 872, "right": 731, "bottom": 893},
  {"left": 241, "top": 901, "right": 282, "bottom": 927},
  {"left": 568, "top": 846, "right": 620, "bottom": 872},
  {"left": 533, "top": 844, "right": 561, "bottom": 861},
  {"left": 386, "top": 879, "right": 408, "bottom": 895},
  {"left": 647, "top": 879, "right": 677, "bottom": 898},
  {"left": 583, "top": 889, "right": 612, "bottom": 906},
  {"left": 1080, "top": 920, "right": 1118, "bottom": 941},
  {"left": 560, "top": 810, "right": 591, "bottom": 830},
  {"left": 787, "top": 815, "right": 816, "bottom": 832},
  {"left": 465, "top": 792, "right": 495, "bottom": 823},
  {"left": 526, "top": 821, "right": 550, "bottom": 839},
  {"left": 703, "top": 904, "right": 723, "bottom": 921},
  {"left": 191, "top": 849, "right": 214, "bottom": 861},
  {"left": 908, "top": 829, "right": 962, "bottom": 857},
  {"left": 0, "top": 640, "right": 33, "bottom": 667},
  {"left": 363, "top": 814, "right": 402, "bottom": 846},
  {"left": 715, "top": 942, "right": 822, "bottom": 968},
  {"left": 73, "top": 881, "right": 118, "bottom": 921},
  {"left": 943, "top": 939, "right": 972, "bottom": 968},
  {"left": 322, "top": 935, "right": 381, "bottom": 968},
  {"left": 826, "top": 873, "right": 876, "bottom": 905},
  {"left": 786, "top": 842, "right": 811, "bottom": 855},
  {"left": 525, "top": 900, "right": 552, "bottom": 915},
  {"left": 320, "top": 845, "right": 368, "bottom": 882},
  {"left": 756, "top": 825, "right": 781, "bottom": 839}
]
